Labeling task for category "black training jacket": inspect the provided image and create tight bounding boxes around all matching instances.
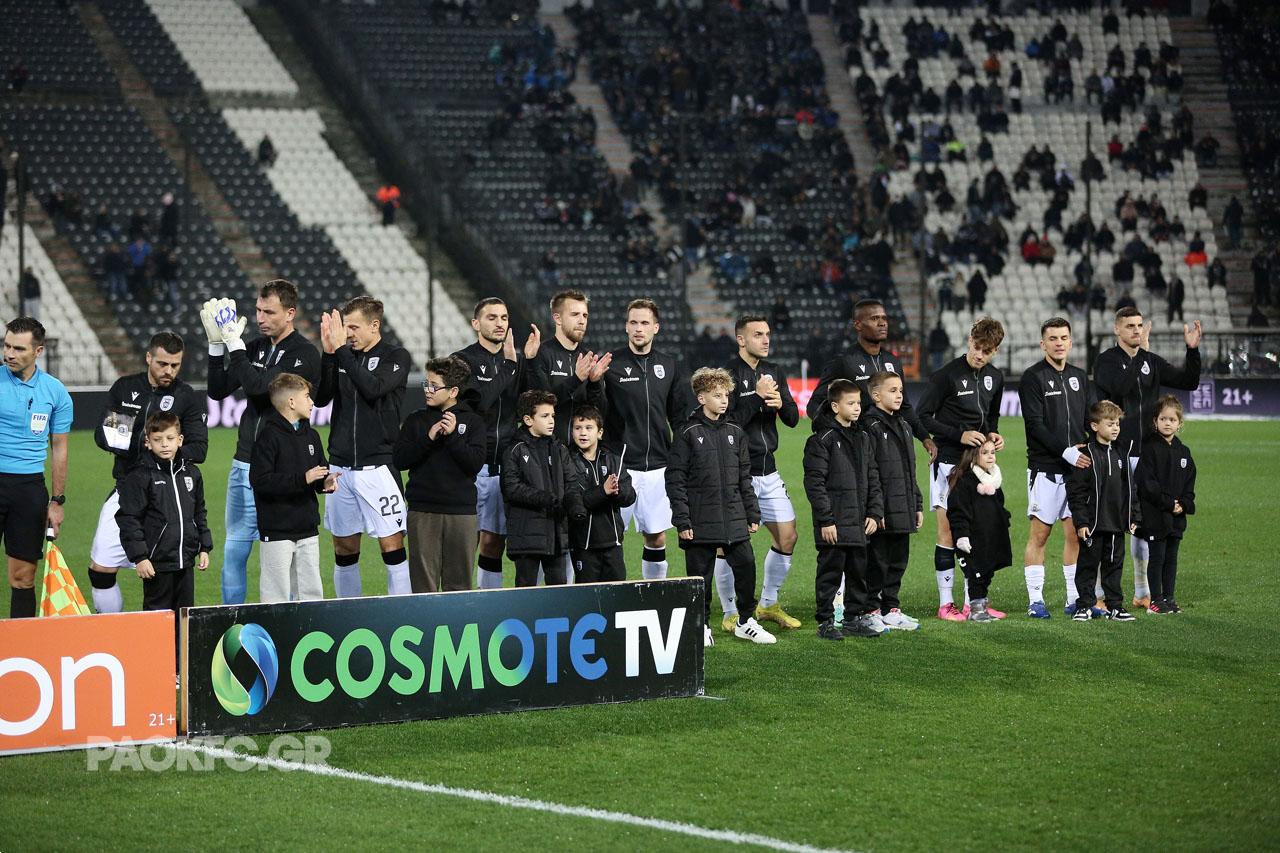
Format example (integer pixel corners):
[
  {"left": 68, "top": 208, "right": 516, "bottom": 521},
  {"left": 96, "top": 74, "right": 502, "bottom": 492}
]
[
  {"left": 249, "top": 410, "right": 328, "bottom": 541},
  {"left": 724, "top": 354, "right": 799, "bottom": 476},
  {"left": 1020, "top": 358, "right": 1094, "bottom": 476},
  {"left": 208, "top": 330, "right": 321, "bottom": 464},
  {"left": 1067, "top": 439, "right": 1141, "bottom": 535},
  {"left": 946, "top": 468, "right": 1013, "bottom": 571},
  {"left": 527, "top": 336, "right": 606, "bottom": 445},
  {"left": 116, "top": 451, "right": 212, "bottom": 571},
  {"left": 862, "top": 405, "right": 922, "bottom": 533},
  {"left": 96, "top": 372, "right": 208, "bottom": 484},
  {"left": 568, "top": 446, "right": 636, "bottom": 551},
  {"left": 666, "top": 410, "right": 759, "bottom": 546},
  {"left": 808, "top": 343, "right": 929, "bottom": 439},
  {"left": 1134, "top": 434, "right": 1196, "bottom": 540},
  {"left": 601, "top": 347, "right": 692, "bottom": 472},
  {"left": 393, "top": 392, "right": 487, "bottom": 515},
  {"left": 501, "top": 429, "right": 586, "bottom": 556},
  {"left": 453, "top": 342, "right": 528, "bottom": 472},
  {"left": 315, "top": 339, "right": 411, "bottom": 468},
  {"left": 803, "top": 413, "right": 883, "bottom": 548},
  {"left": 1093, "top": 344, "right": 1200, "bottom": 458},
  {"left": 916, "top": 354, "right": 1004, "bottom": 464}
]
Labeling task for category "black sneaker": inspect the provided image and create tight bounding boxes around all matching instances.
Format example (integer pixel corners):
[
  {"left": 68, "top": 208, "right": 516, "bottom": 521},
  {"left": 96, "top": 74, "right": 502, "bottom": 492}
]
[
  {"left": 1165, "top": 599, "right": 1183, "bottom": 613},
  {"left": 1107, "top": 607, "right": 1136, "bottom": 622},
  {"left": 839, "top": 615, "right": 882, "bottom": 638},
  {"left": 817, "top": 619, "right": 845, "bottom": 641},
  {"left": 1072, "top": 606, "right": 1092, "bottom": 621}
]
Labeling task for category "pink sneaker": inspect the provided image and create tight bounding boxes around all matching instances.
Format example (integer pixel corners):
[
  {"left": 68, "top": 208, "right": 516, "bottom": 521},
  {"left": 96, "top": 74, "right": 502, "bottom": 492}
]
[
  {"left": 961, "top": 603, "right": 1008, "bottom": 620},
  {"left": 937, "top": 602, "right": 966, "bottom": 621}
]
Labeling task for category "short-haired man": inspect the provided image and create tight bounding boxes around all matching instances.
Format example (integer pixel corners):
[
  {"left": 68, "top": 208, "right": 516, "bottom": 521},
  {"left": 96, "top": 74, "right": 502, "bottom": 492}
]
[
  {"left": 721, "top": 314, "right": 802, "bottom": 632},
  {"left": 916, "top": 316, "right": 1006, "bottom": 621},
  {"left": 529, "top": 289, "right": 611, "bottom": 445},
  {"left": 1093, "top": 307, "right": 1201, "bottom": 608},
  {"left": 205, "top": 279, "right": 321, "bottom": 604},
  {"left": 0, "top": 318, "right": 71, "bottom": 618},
  {"left": 1019, "top": 318, "right": 1095, "bottom": 619},
  {"left": 88, "top": 331, "right": 207, "bottom": 613},
  {"left": 453, "top": 297, "right": 539, "bottom": 589},
  {"left": 602, "top": 298, "right": 693, "bottom": 580},
  {"left": 809, "top": 298, "right": 937, "bottom": 461},
  {"left": 316, "top": 296, "right": 412, "bottom": 597}
]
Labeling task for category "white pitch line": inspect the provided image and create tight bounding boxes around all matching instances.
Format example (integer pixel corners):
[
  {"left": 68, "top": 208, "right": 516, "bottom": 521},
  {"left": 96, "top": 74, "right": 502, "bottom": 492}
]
[{"left": 173, "top": 743, "right": 857, "bottom": 853}]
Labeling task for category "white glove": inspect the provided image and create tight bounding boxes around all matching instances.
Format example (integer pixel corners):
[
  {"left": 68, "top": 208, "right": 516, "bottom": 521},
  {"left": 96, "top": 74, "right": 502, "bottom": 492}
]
[
  {"left": 955, "top": 537, "right": 972, "bottom": 553},
  {"left": 1061, "top": 446, "right": 1083, "bottom": 467},
  {"left": 200, "top": 298, "right": 225, "bottom": 354},
  {"left": 214, "top": 299, "right": 248, "bottom": 353}
]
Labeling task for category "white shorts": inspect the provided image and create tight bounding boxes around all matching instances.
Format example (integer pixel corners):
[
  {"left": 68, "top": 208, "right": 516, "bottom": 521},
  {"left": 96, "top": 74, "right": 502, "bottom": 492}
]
[
  {"left": 324, "top": 465, "right": 407, "bottom": 539},
  {"left": 929, "top": 462, "right": 956, "bottom": 510},
  {"left": 752, "top": 472, "right": 796, "bottom": 524},
  {"left": 89, "top": 490, "right": 132, "bottom": 568},
  {"left": 1027, "top": 470, "right": 1072, "bottom": 525},
  {"left": 622, "top": 467, "right": 673, "bottom": 534},
  {"left": 476, "top": 465, "right": 506, "bottom": 535}
]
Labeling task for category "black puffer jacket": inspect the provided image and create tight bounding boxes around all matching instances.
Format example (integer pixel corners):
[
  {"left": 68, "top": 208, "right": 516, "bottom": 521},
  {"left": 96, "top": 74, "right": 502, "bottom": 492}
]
[
  {"left": 116, "top": 451, "right": 213, "bottom": 571},
  {"left": 501, "top": 429, "right": 586, "bottom": 555},
  {"left": 666, "top": 411, "right": 759, "bottom": 546},
  {"left": 1134, "top": 434, "right": 1196, "bottom": 540},
  {"left": 802, "top": 413, "right": 883, "bottom": 548},
  {"left": 862, "top": 405, "right": 922, "bottom": 533},
  {"left": 1067, "top": 439, "right": 1141, "bottom": 534},
  {"left": 568, "top": 446, "right": 637, "bottom": 551},
  {"left": 249, "top": 410, "right": 329, "bottom": 541},
  {"left": 945, "top": 467, "right": 1013, "bottom": 572}
]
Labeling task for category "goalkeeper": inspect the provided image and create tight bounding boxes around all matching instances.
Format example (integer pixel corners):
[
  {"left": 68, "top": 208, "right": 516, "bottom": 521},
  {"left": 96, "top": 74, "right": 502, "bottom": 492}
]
[{"left": 203, "top": 280, "right": 321, "bottom": 604}]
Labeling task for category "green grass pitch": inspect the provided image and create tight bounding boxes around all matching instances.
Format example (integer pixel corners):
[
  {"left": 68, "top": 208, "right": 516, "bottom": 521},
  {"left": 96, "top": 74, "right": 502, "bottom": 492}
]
[{"left": 1, "top": 418, "right": 1278, "bottom": 851}]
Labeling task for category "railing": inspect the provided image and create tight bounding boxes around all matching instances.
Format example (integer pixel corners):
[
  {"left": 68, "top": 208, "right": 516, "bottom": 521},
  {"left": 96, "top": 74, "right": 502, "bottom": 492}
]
[
  {"left": 1089, "top": 331, "right": 1280, "bottom": 378},
  {"left": 42, "top": 338, "right": 119, "bottom": 386}
]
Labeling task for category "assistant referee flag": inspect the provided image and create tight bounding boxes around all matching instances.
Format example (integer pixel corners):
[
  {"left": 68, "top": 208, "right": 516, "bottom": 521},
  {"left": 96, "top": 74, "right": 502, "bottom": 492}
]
[{"left": 39, "top": 541, "right": 90, "bottom": 617}]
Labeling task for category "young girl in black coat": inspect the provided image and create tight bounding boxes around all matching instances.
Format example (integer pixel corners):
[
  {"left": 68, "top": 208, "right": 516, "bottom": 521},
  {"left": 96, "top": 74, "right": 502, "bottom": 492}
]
[
  {"left": 1135, "top": 395, "right": 1196, "bottom": 613},
  {"left": 946, "top": 439, "right": 1013, "bottom": 622}
]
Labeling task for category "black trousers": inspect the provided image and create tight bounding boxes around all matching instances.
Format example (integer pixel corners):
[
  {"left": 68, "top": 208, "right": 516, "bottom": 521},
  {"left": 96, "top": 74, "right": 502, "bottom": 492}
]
[
  {"left": 956, "top": 551, "right": 998, "bottom": 601},
  {"left": 684, "top": 540, "right": 756, "bottom": 622},
  {"left": 572, "top": 546, "right": 626, "bottom": 583},
  {"left": 513, "top": 553, "right": 567, "bottom": 587},
  {"left": 142, "top": 567, "right": 194, "bottom": 613},
  {"left": 1075, "top": 531, "right": 1124, "bottom": 611},
  {"left": 815, "top": 544, "right": 868, "bottom": 622},
  {"left": 1147, "top": 535, "right": 1182, "bottom": 601},
  {"left": 868, "top": 532, "right": 911, "bottom": 613}
]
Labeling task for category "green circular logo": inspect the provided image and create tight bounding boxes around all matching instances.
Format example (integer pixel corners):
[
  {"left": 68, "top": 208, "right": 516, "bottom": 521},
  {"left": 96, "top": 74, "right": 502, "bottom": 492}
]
[{"left": 211, "top": 623, "right": 279, "bottom": 716}]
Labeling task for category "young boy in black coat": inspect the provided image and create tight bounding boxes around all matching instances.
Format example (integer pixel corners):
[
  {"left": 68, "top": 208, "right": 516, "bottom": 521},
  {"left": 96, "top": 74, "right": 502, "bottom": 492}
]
[
  {"left": 117, "top": 412, "right": 212, "bottom": 623},
  {"left": 394, "top": 356, "right": 487, "bottom": 593},
  {"left": 1134, "top": 395, "right": 1196, "bottom": 613},
  {"left": 804, "top": 380, "right": 884, "bottom": 640},
  {"left": 251, "top": 373, "right": 340, "bottom": 603},
  {"left": 946, "top": 439, "right": 1012, "bottom": 622},
  {"left": 501, "top": 390, "right": 586, "bottom": 587},
  {"left": 864, "top": 371, "right": 924, "bottom": 631},
  {"left": 667, "top": 367, "right": 774, "bottom": 647},
  {"left": 568, "top": 405, "right": 636, "bottom": 583},
  {"left": 1068, "top": 400, "right": 1141, "bottom": 621}
]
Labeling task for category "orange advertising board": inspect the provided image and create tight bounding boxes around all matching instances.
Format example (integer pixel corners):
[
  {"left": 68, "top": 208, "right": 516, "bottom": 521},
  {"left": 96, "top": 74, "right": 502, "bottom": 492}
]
[{"left": 0, "top": 611, "right": 176, "bottom": 755}]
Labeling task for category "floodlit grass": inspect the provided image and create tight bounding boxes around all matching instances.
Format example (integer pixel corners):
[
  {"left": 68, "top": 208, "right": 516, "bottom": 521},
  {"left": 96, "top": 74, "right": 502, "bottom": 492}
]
[{"left": 1, "top": 420, "right": 1277, "bottom": 851}]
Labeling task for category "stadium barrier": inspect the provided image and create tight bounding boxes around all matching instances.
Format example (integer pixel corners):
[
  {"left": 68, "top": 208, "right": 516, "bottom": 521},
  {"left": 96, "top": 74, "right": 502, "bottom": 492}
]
[
  {"left": 183, "top": 578, "right": 705, "bottom": 737},
  {"left": 0, "top": 612, "right": 177, "bottom": 755}
]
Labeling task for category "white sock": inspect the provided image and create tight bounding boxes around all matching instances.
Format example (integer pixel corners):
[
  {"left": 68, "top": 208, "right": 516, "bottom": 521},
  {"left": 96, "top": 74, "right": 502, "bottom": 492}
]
[
  {"left": 1094, "top": 576, "right": 1104, "bottom": 599},
  {"left": 641, "top": 560, "right": 668, "bottom": 580},
  {"left": 1130, "top": 534, "right": 1149, "bottom": 563},
  {"left": 476, "top": 565, "right": 504, "bottom": 590},
  {"left": 963, "top": 578, "right": 970, "bottom": 606},
  {"left": 385, "top": 560, "right": 411, "bottom": 595},
  {"left": 1025, "top": 564, "right": 1045, "bottom": 604},
  {"left": 834, "top": 577, "right": 845, "bottom": 610},
  {"left": 563, "top": 552, "right": 575, "bottom": 585},
  {"left": 536, "top": 567, "right": 546, "bottom": 586},
  {"left": 1132, "top": 557, "right": 1150, "bottom": 599},
  {"left": 91, "top": 581, "right": 124, "bottom": 614},
  {"left": 333, "top": 564, "right": 362, "bottom": 598},
  {"left": 713, "top": 557, "right": 737, "bottom": 616},
  {"left": 760, "top": 549, "right": 791, "bottom": 608},
  {"left": 936, "top": 569, "right": 954, "bottom": 607},
  {"left": 1062, "top": 563, "right": 1077, "bottom": 605}
]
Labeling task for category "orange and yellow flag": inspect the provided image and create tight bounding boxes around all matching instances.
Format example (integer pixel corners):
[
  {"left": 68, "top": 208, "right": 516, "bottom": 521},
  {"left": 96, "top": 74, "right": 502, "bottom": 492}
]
[{"left": 38, "top": 542, "right": 91, "bottom": 617}]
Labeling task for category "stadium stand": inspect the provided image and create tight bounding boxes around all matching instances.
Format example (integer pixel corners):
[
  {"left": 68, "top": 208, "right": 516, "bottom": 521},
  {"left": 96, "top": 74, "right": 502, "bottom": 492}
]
[
  {"left": 99, "top": 0, "right": 201, "bottom": 97},
  {"left": 0, "top": 0, "right": 118, "bottom": 95},
  {"left": 568, "top": 0, "right": 909, "bottom": 374},
  {"left": 144, "top": 0, "right": 299, "bottom": 97},
  {"left": 835, "top": 4, "right": 1231, "bottom": 368}
]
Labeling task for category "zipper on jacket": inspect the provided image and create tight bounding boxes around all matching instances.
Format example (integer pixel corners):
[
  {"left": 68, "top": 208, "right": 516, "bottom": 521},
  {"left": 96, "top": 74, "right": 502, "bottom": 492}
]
[
  {"left": 351, "top": 349, "right": 361, "bottom": 467},
  {"left": 253, "top": 342, "right": 278, "bottom": 443},
  {"left": 642, "top": 356, "right": 652, "bottom": 469},
  {"left": 492, "top": 352, "right": 502, "bottom": 469},
  {"left": 170, "top": 458, "right": 185, "bottom": 570}
]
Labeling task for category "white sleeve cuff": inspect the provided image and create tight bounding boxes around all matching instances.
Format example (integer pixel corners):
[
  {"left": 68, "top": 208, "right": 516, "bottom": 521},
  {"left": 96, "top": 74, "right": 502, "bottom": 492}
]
[
  {"left": 1061, "top": 446, "right": 1082, "bottom": 467},
  {"left": 208, "top": 343, "right": 226, "bottom": 357},
  {"left": 224, "top": 337, "right": 247, "bottom": 353}
]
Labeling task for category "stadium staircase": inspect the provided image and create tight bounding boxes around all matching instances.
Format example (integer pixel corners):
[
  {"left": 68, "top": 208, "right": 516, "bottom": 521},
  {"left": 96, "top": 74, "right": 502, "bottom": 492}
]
[
  {"left": 811, "top": 14, "right": 927, "bottom": 345},
  {"left": 1169, "top": 16, "right": 1257, "bottom": 328}
]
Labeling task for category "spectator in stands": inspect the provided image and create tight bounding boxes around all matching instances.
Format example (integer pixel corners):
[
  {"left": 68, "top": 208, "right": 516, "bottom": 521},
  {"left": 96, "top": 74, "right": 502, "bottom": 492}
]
[
  {"left": 538, "top": 251, "right": 560, "bottom": 287},
  {"left": 1195, "top": 133, "right": 1220, "bottom": 168},
  {"left": 967, "top": 269, "right": 987, "bottom": 312},
  {"left": 93, "top": 204, "right": 120, "bottom": 242},
  {"left": 1185, "top": 231, "right": 1208, "bottom": 267},
  {"left": 1207, "top": 257, "right": 1227, "bottom": 291},
  {"left": 805, "top": 326, "right": 828, "bottom": 374},
  {"left": 102, "top": 243, "right": 129, "bottom": 301},
  {"left": 771, "top": 295, "right": 791, "bottom": 334},
  {"left": 18, "top": 267, "right": 40, "bottom": 321},
  {"left": 1252, "top": 249, "right": 1272, "bottom": 306},
  {"left": 257, "top": 134, "right": 277, "bottom": 167},
  {"left": 127, "top": 235, "right": 151, "bottom": 301},
  {"left": 1188, "top": 182, "right": 1207, "bottom": 211},
  {"left": 928, "top": 320, "right": 950, "bottom": 373},
  {"left": 1167, "top": 274, "right": 1186, "bottom": 323},
  {"left": 377, "top": 184, "right": 401, "bottom": 226},
  {"left": 1223, "top": 196, "right": 1244, "bottom": 249},
  {"left": 127, "top": 207, "right": 150, "bottom": 242},
  {"left": 154, "top": 245, "right": 181, "bottom": 312},
  {"left": 1248, "top": 302, "right": 1269, "bottom": 328},
  {"left": 159, "top": 193, "right": 179, "bottom": 245}
]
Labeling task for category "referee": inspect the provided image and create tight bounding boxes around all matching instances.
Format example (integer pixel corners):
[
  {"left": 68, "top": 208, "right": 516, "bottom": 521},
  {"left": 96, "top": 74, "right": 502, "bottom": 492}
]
[{"left": 1, "top": 318, "right": 72, "bottom": 618}]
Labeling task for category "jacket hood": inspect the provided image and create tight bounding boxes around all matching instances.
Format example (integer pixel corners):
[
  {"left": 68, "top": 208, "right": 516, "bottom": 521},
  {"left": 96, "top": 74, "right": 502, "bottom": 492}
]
[{"left": 260, "top": 409, "right": 311, "bottom": 435}]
